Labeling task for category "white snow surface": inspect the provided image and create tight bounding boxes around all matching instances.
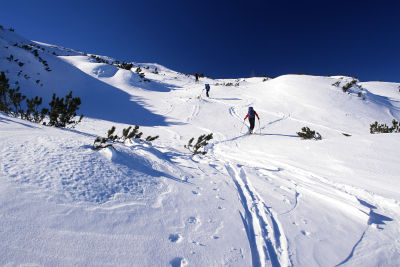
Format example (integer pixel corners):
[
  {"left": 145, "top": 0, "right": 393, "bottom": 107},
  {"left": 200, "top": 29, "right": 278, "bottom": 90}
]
[{"left": 1, "top": 29, "right": 400, "bottom": 267}]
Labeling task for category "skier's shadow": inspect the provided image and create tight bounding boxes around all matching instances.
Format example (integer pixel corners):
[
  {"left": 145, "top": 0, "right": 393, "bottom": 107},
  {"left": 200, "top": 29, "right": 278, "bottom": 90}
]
[
  {"left": 258, "top": 133, "right": 298, "bottom": 138},
  {"left": 212, "top": 97, "right": 241, "bottom": 101}
]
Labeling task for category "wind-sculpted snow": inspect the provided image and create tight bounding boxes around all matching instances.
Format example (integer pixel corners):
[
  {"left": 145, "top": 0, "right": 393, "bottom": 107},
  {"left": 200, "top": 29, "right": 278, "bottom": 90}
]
[
  {"left": 1, "top": 28, "right": 400, "bottom": 266},
  {"left": 91, "top": 64, "right": 119, "bottom": 78},
  {"left": 0, "top": 33, "right": 173, "bottom": 126},
  {"left": 0, "top": 120, "right": 187, "bottom": 205}
]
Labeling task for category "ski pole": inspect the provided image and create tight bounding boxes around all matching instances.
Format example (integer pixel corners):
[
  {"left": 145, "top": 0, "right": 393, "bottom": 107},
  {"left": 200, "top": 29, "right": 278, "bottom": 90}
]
[
  {"left": 258, "top": 119, "right": 261, "bottom": 134},
  {"left": 240, "top": 119, "right": 247, "bottom": 134}
]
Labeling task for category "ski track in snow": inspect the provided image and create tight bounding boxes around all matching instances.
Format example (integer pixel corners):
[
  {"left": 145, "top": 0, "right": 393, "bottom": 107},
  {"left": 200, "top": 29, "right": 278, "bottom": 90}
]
[
  {"left": 186, "top": 95, "right": 398, "bottom": 266},
  {"left": 213, "top": 140, "right": 398, "bottom": 266},
  {"left": 186, "top": 100, "right": 200, "bottom": 123},
  {"left": 225, "top": 163, "right": 289, "bottom": 267}
]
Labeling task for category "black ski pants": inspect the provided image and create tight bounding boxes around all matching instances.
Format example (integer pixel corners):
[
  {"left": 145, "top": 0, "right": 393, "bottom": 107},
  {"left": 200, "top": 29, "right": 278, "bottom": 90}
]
[{"left": 249, "top": 117, "right": 255, "bottom": 131}]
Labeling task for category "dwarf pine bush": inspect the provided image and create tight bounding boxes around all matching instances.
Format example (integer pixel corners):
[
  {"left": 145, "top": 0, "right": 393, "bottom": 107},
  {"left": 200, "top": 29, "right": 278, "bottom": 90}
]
[
  {"left": 47, "top": 91, "right": 83, "bottom": 128},
  {"left": 116, "top": 62, "right": 133, "bottom": 70},
  {"left": 185, "top": 133, "right": 213, "bottom": 155},
  {"left": 342, "top": 80, "right": 357, "bottom": 93},
  {"left": 0, "top": 71, "right": 11, "bottom": 113},
  {"left": 25, "top": 96, "right": 48, "bottom": 123},
  {"left": 1, "top": 71, "right": 82, "bottom": 127},
  {"left": 8, "top": 86, "right": 26, "bottom": 117},
  {"left": 370, "top": 119, "right": 400, "bottom": 134},
  {"left": 121, "top": 125, "right": 142, "bottom": 142},
  {"left": 93, "top": 125, "right": 159, "bottom": 150},
  {"left": 297, "top": 127, "right": 322, "bottom": 140}
]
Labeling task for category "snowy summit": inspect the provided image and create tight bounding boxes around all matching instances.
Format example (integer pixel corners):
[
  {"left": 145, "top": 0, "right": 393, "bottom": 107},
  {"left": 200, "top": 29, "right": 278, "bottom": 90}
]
[{"left": 1, "top": 27, "right": 400, "bottom": 266}]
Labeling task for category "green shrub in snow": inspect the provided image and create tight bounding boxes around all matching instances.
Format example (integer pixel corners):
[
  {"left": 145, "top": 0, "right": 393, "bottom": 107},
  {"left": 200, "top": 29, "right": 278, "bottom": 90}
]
[
  {"left": 297, "top": 127, "right": 322, "bottom": 140},
  {"left": 24, "top": 96, "right": 48, "bottom": 123},
  {"left": 1, "top": 72, "right": 83, "bottom": 127},
  {"left": 0, "top": 71, "right": 11, "bottom": 113},
  {"left": 185, "top": 133, "right": 213, "bottom": 155},
  {"left": 342, "top": 80, "right": 357, "bottom": 93},
  {"left": 47, "top": 91, "right": 83, "bottom": 128},
  {"left": 93, "top": 125, "right": 159, "bottom": 150},
  {"left": 370, "top": 120, "right": 400, "bottom": 134},
  {"left": 8, "top": 86, "right": 26, "bottom": 117},
  {"left": 90, "top": 55, "right": 109, "bottom": 64},
  {"left": 118, "top": 62, "right": 134, "bottom": 70}
]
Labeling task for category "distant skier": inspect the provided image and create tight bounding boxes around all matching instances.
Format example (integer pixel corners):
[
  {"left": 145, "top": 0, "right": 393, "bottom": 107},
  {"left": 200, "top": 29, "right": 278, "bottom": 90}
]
[
  {"left": 195, "top": 73, "right": 199, "bottom": 82},
  {"left": 244, "top": 106, "right": 260, "bottom": 134},
  {"left": 205, "top": 84, "right": 210, "bottom": 97}
]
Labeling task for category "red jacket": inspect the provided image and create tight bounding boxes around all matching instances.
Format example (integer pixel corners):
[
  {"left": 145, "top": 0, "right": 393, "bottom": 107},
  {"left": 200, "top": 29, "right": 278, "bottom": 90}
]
[{"left": 244, "top": 111, "right": 259, "bottom": 120}]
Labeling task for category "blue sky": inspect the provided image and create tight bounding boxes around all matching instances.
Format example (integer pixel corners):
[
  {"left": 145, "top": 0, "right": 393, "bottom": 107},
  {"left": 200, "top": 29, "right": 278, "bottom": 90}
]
[{"left": 1, "top": 0, "right": 399, "bottom": 81}]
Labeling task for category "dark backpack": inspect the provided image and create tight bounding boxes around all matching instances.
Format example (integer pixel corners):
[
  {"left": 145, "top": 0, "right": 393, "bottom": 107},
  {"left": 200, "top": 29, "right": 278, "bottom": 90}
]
[
  {"left": 248, "top": 107, "right": 255, "bottom": 118},
  {"left": 205, "top": 84, "right": 210, "bottom": 90}
]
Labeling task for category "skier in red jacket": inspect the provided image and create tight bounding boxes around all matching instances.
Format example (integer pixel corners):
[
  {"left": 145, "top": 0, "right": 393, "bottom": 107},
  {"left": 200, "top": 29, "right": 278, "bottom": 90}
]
[{"left": 244, "top": 106, "right": 260, "bottom": 134}]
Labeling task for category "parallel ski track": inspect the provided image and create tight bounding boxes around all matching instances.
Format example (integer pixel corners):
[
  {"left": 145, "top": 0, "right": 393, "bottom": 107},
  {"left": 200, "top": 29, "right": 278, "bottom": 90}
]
[
  {"left": 225, "top": 163, "right": 289, "bottom": 267},
  {"left": 214, "top": 142, "right": 398, "bottom": 266}
]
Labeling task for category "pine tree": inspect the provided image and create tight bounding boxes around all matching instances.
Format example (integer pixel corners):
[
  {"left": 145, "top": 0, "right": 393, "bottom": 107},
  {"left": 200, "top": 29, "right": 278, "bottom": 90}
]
[
  {"left": 0, "top": 71, "right": 10, "bottom": 113},
  {"left": 8, "top": 86, "right": 26, "bottom": 117},
  {"left": 185, "top": 133, "right": 213, "bottom": 155},
  {"left": 25, "top": 96, "right": 48, "bottom": 123},
  {"left": 297, "top": 127, "right": 322, "bottom": 140},
  {"left": 48, "top": 91, "right": 83, "bottom": 128}
]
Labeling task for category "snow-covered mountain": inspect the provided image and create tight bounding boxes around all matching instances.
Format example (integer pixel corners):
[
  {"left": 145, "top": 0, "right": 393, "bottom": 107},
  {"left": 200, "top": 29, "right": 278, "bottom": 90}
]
[{"left": 1, "top": 28, "right": 400, "bottom": 266}]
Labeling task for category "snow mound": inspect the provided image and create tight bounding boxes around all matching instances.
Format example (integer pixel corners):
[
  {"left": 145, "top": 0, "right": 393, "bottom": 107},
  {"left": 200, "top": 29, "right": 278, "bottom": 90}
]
[{"left": 0, "top": 116, "right": 186, "bottom": 206}]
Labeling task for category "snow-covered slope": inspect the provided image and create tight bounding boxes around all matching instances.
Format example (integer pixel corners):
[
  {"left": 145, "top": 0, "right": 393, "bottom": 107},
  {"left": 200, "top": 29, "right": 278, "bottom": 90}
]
[{"left": 1, "top": 28, "right": 400, "bottom": 266}]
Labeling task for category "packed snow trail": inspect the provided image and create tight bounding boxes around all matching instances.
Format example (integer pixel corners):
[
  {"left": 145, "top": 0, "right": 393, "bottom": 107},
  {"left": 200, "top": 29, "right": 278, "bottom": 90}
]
[
  {"left": 211, "top": 135, "right": 399, "bottom": 266},
  {"left": 225, "top": 164, "right": 289, "bottom": 267}
]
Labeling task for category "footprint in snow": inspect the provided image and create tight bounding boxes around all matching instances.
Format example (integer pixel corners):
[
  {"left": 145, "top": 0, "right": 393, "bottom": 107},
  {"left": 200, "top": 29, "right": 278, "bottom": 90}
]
[
  {"left": 191, "top": 241, "right": 206, "bottom": 247},
  {"left": 192, "top": 190, "right": 200, "bottom": 195},
  {"left": 187, "top": 216, "right": 199, "bottom": 224},
  {"left": 170, "top": 257, "right": 188, "bottom": 267},
  {"left": 169, "top": 234, "right": 183, "bottom": 243},
  {"left": 301, "top": 230, "right": 311, "bottom": 236}
]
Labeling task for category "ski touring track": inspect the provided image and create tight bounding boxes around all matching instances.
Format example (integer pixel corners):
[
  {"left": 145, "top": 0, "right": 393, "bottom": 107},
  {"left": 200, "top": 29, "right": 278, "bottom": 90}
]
[
  {"left": 204, "top": 102, "right": 397, "bottom": 266},
  {"left": 173, "top": 84, "right": 398, "bottom": 266},
  {"left": 211, "top": 142, "right": 399, "bottom": 267},
  {"left": 225, "top": 163, "right": 290, "bottom": 267}
]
